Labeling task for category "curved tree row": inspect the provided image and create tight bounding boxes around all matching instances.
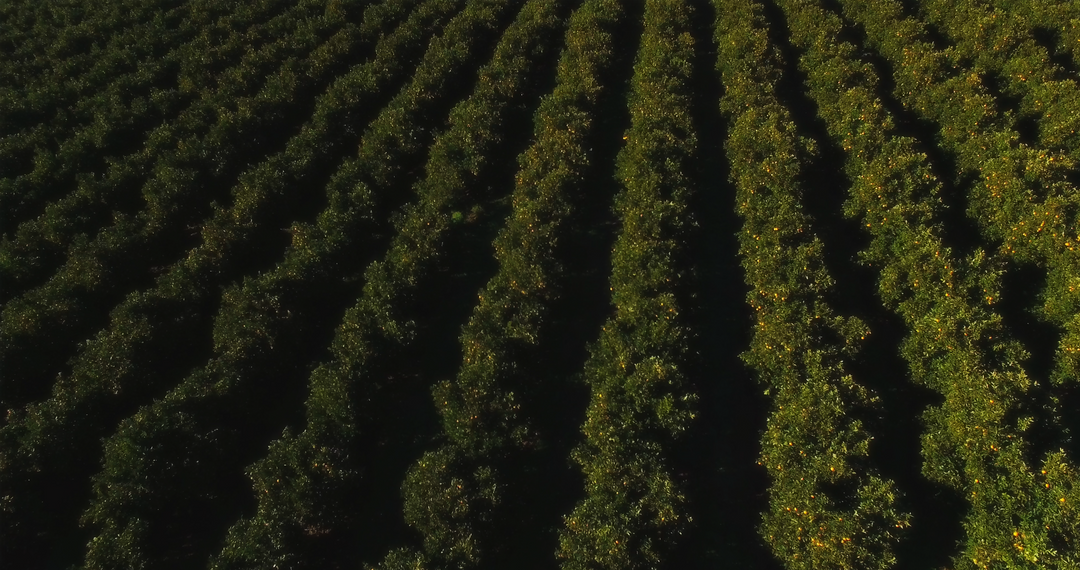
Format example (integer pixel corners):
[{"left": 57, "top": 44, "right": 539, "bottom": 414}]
[
  {"left": 0, "top": 3, "right": 368, "bottom": 414},
  {"left": 72, "top": 0, "right": 549, "bottom": 567},
  {"left": 0, "top": 0, "right": 347, "bottom": 305},
  {"left": 712, "top": 0, "right": 908, "bottom": 567},
  {"left": 0, "top": 0, "right": 187, "bottom": 134},
  {"left": 847, "top": 0, "right": 1080, "bottom": 475},
  {"left": 780, "top": 0, "right": 1080, "bottom": 567},
  {"left": 371, "top": 0, "right": 621, "bottom": 568},
  {"left": 554, "top": 0, "right": 698, "bottom": 567},
  {"left": 918, "top": 0, "right": 1080, "bottom": 160},
  {"left": 904, "top": 0, "right": 1080, "bottom": 395},
  {"left": 213, "top": 0, "right": 576, "bottom": 567},
  {"left": 837, "top": 0, "right": 1079, "bottom": 337},
  {"left": 0, "top": 0, "right": 186, "bottom": 160},
  {"left": 0, "top": 0, "right": 305, "bottom": 232},
  {"left": 1, "top": 68, "right": 184, "bottom": 231},
  {"left": 0, "top": 0, "right": 451, "bottom": 566}
]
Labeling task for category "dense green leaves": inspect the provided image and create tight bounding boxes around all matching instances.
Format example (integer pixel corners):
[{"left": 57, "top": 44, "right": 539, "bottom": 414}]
[
  {"left": 375, "top": 0, "right": 618, "bottom": 567},
  {"left": 0, "top": 0, "right": 366, "bottom": 419},
  {"left": 713, "top": 0, "right": 908, "bottom": 567},
  {"left": 892, "top": 0, "right": 1080, "bottom": 395},
  {"left": 2, "top": 0, "right": 1078, "bottom": 568},
  {"left": 215, "top": 0, "right": 571, "bottom": 567},
  {"left": 555, "top": 0, "right": 698, "bottom": 567},
  {"left": 0, "top": 1, "right": 458, "bottom": 564},
  {"left": 779, "top": 0, "right": 1080, "bottom": 566}
]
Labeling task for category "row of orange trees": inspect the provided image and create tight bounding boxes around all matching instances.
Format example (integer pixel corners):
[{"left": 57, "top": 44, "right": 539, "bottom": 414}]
[
  {"left": 0, "top": 0, "right": 367, "bottom": 425},
  {"left": 0, "top": 0, "right": 330, "bottom": 299},
  {"left": 777, "top": 0, "right": 1080, "bottom": 567},
  {"left": 2, "top": 0, "right": 1078, "bottom": 568},
  {"left": 910, "top": 0, "right": 1080, "bottom": 394},
  {"left": 0, "top": 0, "right": 417, "bottom": 564},
  {"left": 713, "top": 0, "right": 908, "bottom": 566},
  {"left": 211, "top": 0, "right": 571, "bottom": 566},
  {"left": 0, "top": 0, "right": 187, "bottom": 144},
  {"left": 75, "top": 0, "right": 550, "bottom": 565},
  {"left": 837, "top": 0, "right": 1080, "bottom": 565},
  {"left": 368, "top": 0, "right": 624, "bottom": 568},
  {"left": 1, "top": 0, "right": 192, "bottom": 229},
  {"left": 555, "top": 0, "right": 699, "bottom": 567}
]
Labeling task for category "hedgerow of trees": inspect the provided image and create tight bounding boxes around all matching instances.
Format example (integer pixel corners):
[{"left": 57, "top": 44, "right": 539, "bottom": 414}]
[{"left": 1, "top": 0, "right": 1078, "bottom": 569}]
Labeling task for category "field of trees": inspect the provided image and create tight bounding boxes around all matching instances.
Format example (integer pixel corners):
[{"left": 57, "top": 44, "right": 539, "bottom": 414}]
[{"left": 1, "top": 0, "right": 1079, "bottom": 568}]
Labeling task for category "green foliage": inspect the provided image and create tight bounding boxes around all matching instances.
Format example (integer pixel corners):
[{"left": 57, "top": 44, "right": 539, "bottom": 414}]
[
  {"left": 2, "top": 0, "right": 1078, "bottom": 568},
  {"left": 0, "top": 0, "right": 364, "bottom": 420},
  {"left": 899, "top": 0, "right": 1080, "bottom": 397},
  {"left": 781, "top": 0, "right": 1080, "bottom": 566},
  {"left": 217, "top": 0, "right": 572, "bottom": 567},
  {"left": 556, "top": 0, "right": 698, "bottom": 567},
  {"left": 0, "top": 0, "right": 305, "bottom": 268},
  {"left": 713, "top": 0, "right": 909, "bottom": 567},
  {"left": 988, "top": 0, "right": 1080, "bottom": 69},
  {"left": 369, "top": 2, "right": 624, "bottom": 567},
  {"left": 401, "top": 447, "right": 501, "bottom": 564}
]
